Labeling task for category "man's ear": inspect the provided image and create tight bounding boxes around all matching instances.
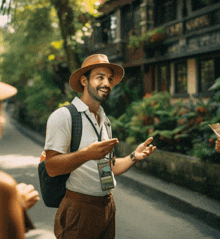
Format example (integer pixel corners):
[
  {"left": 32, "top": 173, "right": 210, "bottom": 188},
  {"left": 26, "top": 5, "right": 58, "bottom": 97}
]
[{"left": 80, "top": 75, "right": 88, "bottom": 87}]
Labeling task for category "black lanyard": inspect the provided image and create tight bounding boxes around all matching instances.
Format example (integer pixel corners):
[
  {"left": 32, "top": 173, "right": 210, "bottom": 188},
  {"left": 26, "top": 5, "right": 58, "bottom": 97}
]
[
  {"left": 84, "top": 112, "right": 116, "bottom": 165},
  {"left": 84, "top": 112, "right": 103, "bottom": 141}
]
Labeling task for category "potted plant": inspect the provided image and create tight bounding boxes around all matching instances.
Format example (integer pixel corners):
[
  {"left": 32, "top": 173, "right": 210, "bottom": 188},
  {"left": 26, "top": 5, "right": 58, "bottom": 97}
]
[
  {"left": 150, "top": 27, "right": 165, "bottom": 43},
  {"left": 128, "top": 27, "right": 165, "bottom": 49}
]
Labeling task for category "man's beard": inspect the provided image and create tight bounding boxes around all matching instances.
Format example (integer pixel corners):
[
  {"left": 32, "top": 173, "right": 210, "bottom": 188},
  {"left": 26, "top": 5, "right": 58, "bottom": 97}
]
[{"left": 87, "top": 82, "right": 110, "bottom": 103}]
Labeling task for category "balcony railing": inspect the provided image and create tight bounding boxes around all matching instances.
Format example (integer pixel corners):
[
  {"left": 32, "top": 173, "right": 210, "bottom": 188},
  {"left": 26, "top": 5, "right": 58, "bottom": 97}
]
[
  {"left": 86, "top": 41, "right": 125, "bottom": 62},
  {"left": 163, "top": 3, "right": 220, "bottom": 38},
  {"left": 160, "top": 3, "right": 220, "bottom": 59},
  {"left": 82, "top": 3, "right": 220, "bottom": 63}
]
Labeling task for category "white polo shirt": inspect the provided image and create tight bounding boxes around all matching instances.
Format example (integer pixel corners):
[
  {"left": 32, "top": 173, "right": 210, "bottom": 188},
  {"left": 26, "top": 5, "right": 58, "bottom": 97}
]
[{"left": 44, "top": 97, "right": 116, "bottom": 196}]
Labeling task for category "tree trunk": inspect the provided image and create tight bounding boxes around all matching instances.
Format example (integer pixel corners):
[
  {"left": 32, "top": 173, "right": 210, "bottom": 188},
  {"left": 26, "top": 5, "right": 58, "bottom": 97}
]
[{"left": 52, "top": 0, "right": 81, "bottom": 73}]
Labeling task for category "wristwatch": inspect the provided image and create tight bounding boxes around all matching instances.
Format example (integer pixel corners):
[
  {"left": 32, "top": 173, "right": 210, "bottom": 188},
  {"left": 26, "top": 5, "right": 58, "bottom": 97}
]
[{"left": 130, "top": 151, "right": 136, "bottom": 163}]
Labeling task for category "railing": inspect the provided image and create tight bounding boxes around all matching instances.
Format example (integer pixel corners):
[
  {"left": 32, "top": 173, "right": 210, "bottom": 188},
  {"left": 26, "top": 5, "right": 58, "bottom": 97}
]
[
  {"left": 160, "top": 3, "right": 220, "bottom": 59},
  {"left": 164, "top": 3, "right": 220, "bottom": 39},
  {"left": 82, "top": 3, "right": 220, "bottom": 62}
]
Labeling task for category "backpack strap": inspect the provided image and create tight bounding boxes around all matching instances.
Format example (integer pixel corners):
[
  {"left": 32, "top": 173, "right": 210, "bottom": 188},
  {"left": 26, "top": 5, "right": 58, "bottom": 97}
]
[
  {"left": 64, "top": 104, "right": 111, "bottom": 149},
  {"left": 64, "top": 104, "right": 82, "bottom": 152}
]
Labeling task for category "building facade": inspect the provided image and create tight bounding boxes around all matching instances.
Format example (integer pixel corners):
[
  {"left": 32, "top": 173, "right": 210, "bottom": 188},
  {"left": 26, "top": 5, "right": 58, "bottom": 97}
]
[{"left": 84, "top": 0, "right": 220, "bottom": 102}]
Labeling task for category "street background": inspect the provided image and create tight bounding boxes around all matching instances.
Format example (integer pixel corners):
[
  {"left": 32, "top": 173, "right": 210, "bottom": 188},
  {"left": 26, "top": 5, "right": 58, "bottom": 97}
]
[{"left": 1, "top": 113, "right": 220, "bottom": 238}]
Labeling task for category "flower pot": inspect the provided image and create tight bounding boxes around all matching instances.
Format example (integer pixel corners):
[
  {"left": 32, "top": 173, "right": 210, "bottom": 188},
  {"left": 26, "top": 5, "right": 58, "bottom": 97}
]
[{"left": 151, "top": 33, "right": 165, "bottom": 43}]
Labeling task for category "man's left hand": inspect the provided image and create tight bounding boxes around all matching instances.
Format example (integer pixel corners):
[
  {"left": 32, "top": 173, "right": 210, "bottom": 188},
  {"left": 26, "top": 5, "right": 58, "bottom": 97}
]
[{"left": 134, "top": 137, "right": 156, "bottom": 162}]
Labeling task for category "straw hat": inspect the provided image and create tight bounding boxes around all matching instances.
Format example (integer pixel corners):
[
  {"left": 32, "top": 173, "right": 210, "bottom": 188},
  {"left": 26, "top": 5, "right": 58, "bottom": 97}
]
[
  {"left": 0, "top": 82, "right": 17, "bottom": 101},
  {"left": 69, "top": 54, "right": 124, "bottom": 93}
]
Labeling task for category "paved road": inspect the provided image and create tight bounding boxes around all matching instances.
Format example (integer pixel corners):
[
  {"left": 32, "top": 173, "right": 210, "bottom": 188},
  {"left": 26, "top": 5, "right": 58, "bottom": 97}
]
[
  {"left": 1, "top": 114, "right": 220, "bottom": 238},
  {"left": 0, "top": 114, "right": 56, "bottom": 238},
  {"left": 115, "top": 176, "right": 220, "bottom": 239}
]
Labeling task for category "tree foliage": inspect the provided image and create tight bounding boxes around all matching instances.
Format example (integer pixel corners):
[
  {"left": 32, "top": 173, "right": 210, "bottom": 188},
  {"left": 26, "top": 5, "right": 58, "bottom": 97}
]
[{"left": 0, "top": 0, "right": 99, "bottom": 132}]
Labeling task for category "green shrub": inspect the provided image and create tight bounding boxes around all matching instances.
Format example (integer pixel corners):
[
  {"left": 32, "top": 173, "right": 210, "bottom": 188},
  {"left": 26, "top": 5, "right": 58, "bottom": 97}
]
[
  {"left": 110, "top": 86, "right": 220, "bottom": 164},
  {"left": 23, "top": 73, "right": 64, "bottom": 133}
]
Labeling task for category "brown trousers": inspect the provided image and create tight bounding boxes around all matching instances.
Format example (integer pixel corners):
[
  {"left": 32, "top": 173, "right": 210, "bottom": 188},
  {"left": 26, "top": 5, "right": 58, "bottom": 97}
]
[{"left": 54, "top": 190, "right": 116, "bottom": 239}]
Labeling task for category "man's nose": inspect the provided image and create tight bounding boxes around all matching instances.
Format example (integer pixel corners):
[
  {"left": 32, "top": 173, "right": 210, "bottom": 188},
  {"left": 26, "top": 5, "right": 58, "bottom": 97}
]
[{"left": 102, "top": 77, "right": 112, "bottom": 88}]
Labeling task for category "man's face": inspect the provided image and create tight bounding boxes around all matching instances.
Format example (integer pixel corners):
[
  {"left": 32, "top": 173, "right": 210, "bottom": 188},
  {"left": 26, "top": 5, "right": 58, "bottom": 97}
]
[{"left": 87, "top": 67, "right": 114, "bottom": 103}]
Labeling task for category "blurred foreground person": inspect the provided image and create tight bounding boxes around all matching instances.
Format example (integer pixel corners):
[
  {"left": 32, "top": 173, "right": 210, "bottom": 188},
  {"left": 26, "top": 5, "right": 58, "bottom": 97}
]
[
  {"left": 44, "top": 54, "right": 157, "bottom": 238},
  {"left": 0, "top": 172, "right": 40, "bottom": 238},
  {"left": 215, "top": 139, "right": 220, "bottom": 153},
  {"left": 0, "top": 82, "right": 17, "bottom": 138},
  {"left": 0, "top": 82, "right": 40, "bottom": 239}
]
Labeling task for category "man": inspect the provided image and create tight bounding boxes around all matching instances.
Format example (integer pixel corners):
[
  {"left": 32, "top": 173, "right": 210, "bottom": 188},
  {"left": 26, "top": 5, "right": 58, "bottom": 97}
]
[
  {"left": 0, "top": 82, "right": 17, "bottom": 138},
  {"left": 44, "top": 54, "right": 156, "bottom": 238}
]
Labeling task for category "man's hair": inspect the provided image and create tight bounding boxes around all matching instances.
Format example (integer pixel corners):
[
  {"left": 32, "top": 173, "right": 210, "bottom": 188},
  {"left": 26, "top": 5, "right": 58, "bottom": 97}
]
[
  {"left": 83, "top": 70, "right": 92, "bottom": 81},
  {"left": 83, "top": 67, "right": 114, "bottom": 82}
]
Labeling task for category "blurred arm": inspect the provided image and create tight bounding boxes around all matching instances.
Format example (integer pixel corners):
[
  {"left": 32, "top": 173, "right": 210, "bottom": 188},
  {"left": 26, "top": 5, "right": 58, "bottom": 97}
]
[
  {"left": 215, "top": 139, "right": 220, "bottom": 153},
  {"left": 0, "top": 171, "right": 25, "bottom": 239}
]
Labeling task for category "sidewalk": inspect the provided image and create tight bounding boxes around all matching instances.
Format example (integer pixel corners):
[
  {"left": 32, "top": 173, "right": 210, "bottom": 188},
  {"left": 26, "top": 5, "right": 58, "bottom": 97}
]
[
  {"left": 121, "top": 168, "right": 220, "bottom": 231},
  {"left": 12, "top": 118, "right": 220, "bottom": 231}
]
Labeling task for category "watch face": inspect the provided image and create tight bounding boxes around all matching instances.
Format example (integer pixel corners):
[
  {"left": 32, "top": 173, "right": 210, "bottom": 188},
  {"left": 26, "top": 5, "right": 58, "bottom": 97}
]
[{"left": 130, "top": 152, "right": 135, "bottom": 160}]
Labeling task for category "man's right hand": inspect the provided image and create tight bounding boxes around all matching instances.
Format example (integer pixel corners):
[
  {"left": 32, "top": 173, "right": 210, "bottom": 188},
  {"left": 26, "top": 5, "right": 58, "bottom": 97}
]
[{"left": 86, "top": 138, "right": 119, "bottom": 160}]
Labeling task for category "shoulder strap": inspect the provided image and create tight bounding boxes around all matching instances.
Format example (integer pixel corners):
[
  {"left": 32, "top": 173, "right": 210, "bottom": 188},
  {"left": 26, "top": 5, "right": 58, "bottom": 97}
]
[
  {"left": 104, "top": 116, "right": 112, "bottom": 139},
  {"left": 64, "top": 104, "right": 82, "bottom": 152}
]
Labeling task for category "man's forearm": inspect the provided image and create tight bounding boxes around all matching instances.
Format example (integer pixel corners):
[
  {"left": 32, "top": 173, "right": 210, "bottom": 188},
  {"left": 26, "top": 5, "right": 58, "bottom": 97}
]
[
  {"left": 112, "top": 155, "right": 135, "bottom": 176},
  {"left": 45, "top": 139, "right": 119, "bottom": 177},
  {"left": 45, "top": 148, "right": 90, "bottom": 177}
]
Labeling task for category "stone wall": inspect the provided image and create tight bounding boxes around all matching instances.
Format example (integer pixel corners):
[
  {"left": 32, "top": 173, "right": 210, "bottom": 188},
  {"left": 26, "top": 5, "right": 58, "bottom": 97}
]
[{"left": 115, "top": 142, "right": 220, "bottom": 200}]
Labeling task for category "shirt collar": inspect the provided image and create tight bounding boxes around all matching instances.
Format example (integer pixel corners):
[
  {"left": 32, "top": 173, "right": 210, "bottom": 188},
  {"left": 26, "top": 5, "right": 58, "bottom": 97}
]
[
  {"left": 71, "top": 97, "right": 88, "bottom": 112},
  {"left": 71, "top": 97, "right": 106, "bottom": 125}
]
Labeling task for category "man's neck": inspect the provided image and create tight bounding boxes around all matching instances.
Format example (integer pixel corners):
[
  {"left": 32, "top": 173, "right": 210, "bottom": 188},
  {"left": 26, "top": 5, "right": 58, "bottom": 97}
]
[{"left": 80, "top": 95, "right": 100, "bottom": 116}]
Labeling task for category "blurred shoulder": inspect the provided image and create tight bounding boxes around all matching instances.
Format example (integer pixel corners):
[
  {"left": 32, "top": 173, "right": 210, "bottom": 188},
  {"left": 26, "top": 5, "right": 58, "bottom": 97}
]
[{"left": 0, "top": 171, "right": 17, "bottom": 196}]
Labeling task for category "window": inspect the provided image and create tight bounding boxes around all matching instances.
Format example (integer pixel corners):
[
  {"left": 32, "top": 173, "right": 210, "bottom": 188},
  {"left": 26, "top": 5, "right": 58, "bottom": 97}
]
[
  {"left": 121, "top": 0, "right": 142, "bottom": 40},
  {"left": 175, "top": 62, "right": 187, "bottom": 94},
  {"left": 133, "top": 0, "right": 142, "bottom": 36},
  {"left": 192, "top": 0, "right": 219, "bottom": 11},
  {"left": 155, "top": 0, "right": 176, "bottom": 26},
  {"left": 94, "top": 13, "right": 118, "bottom": 45},
  {"left": 101, "top": 18, "right": 110, "bottom": 44},
  {"left": 121, "top": 5, "right": 133, "bottom": 41},
  {"left": 158, "top": 65, "right": 170, "bottom": 92},
  {"left": 110, "top": 13, "right": 117, "bottom": 42},
  {"left": 198, "top": 59, "right": 215, "bottom": 93},
  {"left": 192, "top": 0, "right": 206, "bottom": 11},
  {"left": 93, "top": 18, "right": 110, "bottom": 45},
  {"left": 93, "top": 22, "right": 102, "bottom": 46}
]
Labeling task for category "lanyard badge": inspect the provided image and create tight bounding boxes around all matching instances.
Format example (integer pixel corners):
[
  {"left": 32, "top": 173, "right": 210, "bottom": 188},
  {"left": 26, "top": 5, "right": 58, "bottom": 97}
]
[
  {"left": 84, "top": 112, "right": 115, "bottom": 191},
  {"left": 97, "top": 159, "right": 114, "bottom": 191},
  {"left": 97, "top": 149, "right": 116, "bottom": 191}
]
